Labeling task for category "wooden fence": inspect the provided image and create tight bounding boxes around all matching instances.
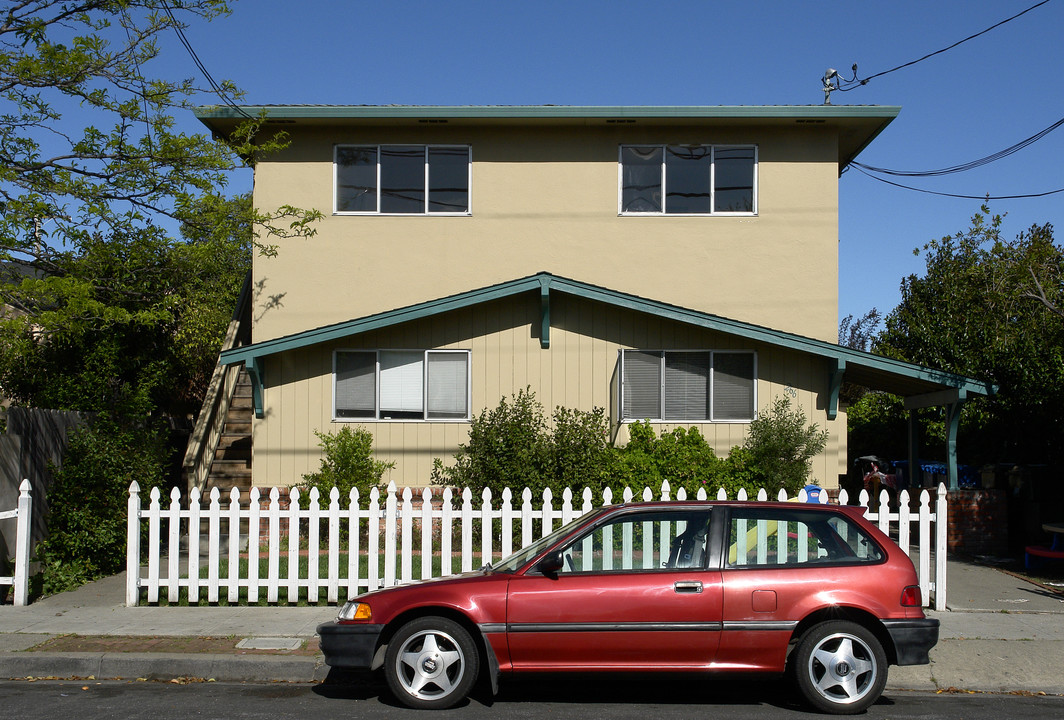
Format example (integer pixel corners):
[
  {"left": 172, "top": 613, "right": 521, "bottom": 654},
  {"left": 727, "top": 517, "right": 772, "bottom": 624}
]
[{"left": 126, "top": 481, "right": 949, "bottom": 610}]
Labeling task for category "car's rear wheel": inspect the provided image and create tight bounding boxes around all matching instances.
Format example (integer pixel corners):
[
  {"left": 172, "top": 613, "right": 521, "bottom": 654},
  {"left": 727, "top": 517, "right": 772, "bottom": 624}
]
[
  {"left": 384, "top": 616, "right": 479, "bottom": 709},
  {"left": 793, "top": 620, "right": 887, "bottom": 714}
]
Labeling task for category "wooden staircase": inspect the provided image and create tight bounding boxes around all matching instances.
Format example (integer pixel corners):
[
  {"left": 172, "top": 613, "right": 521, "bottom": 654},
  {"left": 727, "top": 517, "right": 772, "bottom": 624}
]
[{"left": 202, "top": 369, "right": 253, "bottom": 502}]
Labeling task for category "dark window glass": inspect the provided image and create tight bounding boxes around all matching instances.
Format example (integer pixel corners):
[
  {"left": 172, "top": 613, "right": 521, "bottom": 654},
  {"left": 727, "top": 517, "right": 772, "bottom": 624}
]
[
  {"left": 336, "top": 147, "right": 377, "bottom": 212},
  {"left": 664, "top": 352, "right": 710, "bottom": 420},
  {"left": 335, "top": 351, "right": 376, "bottom": 418},
  {"left": 622, "top": 350, "right": 662, "bottom": 419},
  {"left": 714, "top": 147, "right": 755, "bottom": 213},
  {"left": 428, "top": 147, "right": 469, "bottom": 213},
  {"left": 713, "top": 353, "right": 754, "bottom": 420},
  {"left": 620, "top": 146, "right": 662, "bottom": 213},
  {"left": 380, "top": 146, "right": 426, "bottom": 213},
  {"left": 666, "top": 146, "right": 712, "bottom": 214}
]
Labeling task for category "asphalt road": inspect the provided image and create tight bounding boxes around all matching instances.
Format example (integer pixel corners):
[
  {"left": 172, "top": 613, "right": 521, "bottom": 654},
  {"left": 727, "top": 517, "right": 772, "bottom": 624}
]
[{"left": 0, "top": 676, "right": 1061, "bottom": 719}]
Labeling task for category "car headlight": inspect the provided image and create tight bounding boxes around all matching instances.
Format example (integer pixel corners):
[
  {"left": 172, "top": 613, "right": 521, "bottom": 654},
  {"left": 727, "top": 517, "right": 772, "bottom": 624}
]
[{"left": 337, "top": 601, "right": 372, "bottom": 622}]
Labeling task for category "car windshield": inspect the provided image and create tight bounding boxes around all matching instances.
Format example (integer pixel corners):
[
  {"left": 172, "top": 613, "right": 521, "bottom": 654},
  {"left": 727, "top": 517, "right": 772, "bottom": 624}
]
[{"left": 493, "top": 508, "right": 607, "bottom": 573}]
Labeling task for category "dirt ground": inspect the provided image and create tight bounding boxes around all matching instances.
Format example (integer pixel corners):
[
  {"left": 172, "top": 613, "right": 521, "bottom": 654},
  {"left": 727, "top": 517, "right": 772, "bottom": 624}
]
[{"left": 26, "top": 635, "right": 321, "bottom": 656}]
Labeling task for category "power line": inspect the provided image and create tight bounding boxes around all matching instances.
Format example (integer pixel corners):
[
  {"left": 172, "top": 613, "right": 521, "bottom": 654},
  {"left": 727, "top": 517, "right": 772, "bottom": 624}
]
[
  {"left": 161, "top": 2, "right": 252, "bottom": 118},
  {"left": 831, "top": 0, "right": 1053, "bottom": 92},
  {"left": 850, "top": 165, "right": 1064, "bottom": 200},
  {"left": 852, "top": 113, "right": 1064, "bottom": 177}
]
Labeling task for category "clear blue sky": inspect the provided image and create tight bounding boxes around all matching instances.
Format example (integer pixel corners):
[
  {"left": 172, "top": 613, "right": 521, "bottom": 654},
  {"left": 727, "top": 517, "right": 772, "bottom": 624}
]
[{"left": 169, "top": 0, "right": 1064, "bottom": 328}]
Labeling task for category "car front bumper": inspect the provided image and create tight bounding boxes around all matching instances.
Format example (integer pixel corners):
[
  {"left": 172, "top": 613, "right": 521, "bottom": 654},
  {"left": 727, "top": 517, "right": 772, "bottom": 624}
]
[
  {"left": 882, "top": 618, "right": 940, "bottom": 665},
  {"left": 317, "top": 621, "right": 385, "bottom": 669}
]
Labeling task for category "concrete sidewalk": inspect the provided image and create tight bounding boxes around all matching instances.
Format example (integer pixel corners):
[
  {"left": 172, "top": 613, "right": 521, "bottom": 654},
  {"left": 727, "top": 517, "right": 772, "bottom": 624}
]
[{"left": 0, "top": 559, "right": 1061, "bottom": 694}]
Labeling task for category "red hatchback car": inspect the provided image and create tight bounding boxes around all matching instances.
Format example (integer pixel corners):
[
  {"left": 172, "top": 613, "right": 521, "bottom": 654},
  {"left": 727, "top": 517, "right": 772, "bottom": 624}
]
[{"left": 318, "top": 501, "right": 938, "bottom": 714}]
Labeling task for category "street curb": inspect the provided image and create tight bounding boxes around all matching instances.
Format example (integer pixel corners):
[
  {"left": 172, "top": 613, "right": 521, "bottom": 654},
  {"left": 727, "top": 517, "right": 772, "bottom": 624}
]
[{"left": 0, "top": 652, "right": 329, "bottom": 683}]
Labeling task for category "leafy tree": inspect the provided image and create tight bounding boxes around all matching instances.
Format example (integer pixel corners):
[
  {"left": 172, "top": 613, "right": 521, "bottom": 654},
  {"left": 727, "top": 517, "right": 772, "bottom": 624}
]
[
  {"left": 0, "top": 2, "right": 321, "bottom": 591},
  {"left": 0, "top": 1, "right": 318, "bottom": 258},
  {"left": 875, "top": 207, "right": 1064, "bottom": 466},
  {"left": 0, "top": 194, "right": 252, "bottom": 417},
  {"left": 0, "top": 3, "right": 321, "bottom": 413},
  {"left": 838, "top": 308, "right": 882, "bottom": 406}
]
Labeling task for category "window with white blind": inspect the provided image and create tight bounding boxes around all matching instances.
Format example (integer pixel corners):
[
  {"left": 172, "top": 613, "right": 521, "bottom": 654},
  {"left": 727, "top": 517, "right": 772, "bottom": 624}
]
[
  {"left": 334, "top": 145, "right": 471, "bottom": 214},
  {"left": 334, "top": 350, "right": 470, "bottom": 421},
  {"left": 619, "top": 144, "right": 756, "bottom": 215},
  {"left": 620, "top": 350, "right": 755, "bottom": 422}
]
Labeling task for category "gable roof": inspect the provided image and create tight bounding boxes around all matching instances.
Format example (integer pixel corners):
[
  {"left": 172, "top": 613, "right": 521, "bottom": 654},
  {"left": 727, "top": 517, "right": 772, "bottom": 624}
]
[
  {"left": 193, "top": 104, "right": 900, "bottom": 173},
  {"left": 221, "top": 272, "right": 993, "bottom": 413}
]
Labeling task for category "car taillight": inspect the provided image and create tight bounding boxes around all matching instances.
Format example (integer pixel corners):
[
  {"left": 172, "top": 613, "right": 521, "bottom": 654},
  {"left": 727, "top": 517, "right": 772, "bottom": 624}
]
[{"left": 900, "top": 585, "right": 922, "bottom": 607}]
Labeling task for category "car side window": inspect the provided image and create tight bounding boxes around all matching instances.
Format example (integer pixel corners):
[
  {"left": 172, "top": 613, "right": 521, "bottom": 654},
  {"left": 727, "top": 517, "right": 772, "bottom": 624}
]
[
  {"left": 726, "top": 508, "right": 884, "bottom": 568},
  {"left": 557, "top": 510, "right": 713, "bottom": 573}
]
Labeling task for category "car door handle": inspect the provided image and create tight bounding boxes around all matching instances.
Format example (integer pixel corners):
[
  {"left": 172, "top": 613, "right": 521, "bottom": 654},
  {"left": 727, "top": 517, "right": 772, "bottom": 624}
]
[{"left": 674, "top": 581, "right": 703, "bottom": 594}]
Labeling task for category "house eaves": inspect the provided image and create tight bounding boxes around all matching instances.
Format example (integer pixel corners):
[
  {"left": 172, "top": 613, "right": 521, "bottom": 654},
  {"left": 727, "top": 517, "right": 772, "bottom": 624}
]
[
  {"left": 193, "top": 104, "right": 899, "bottom": 173},
  {"left": 221, "top": 272, "right": 993, "bottom": 419}
]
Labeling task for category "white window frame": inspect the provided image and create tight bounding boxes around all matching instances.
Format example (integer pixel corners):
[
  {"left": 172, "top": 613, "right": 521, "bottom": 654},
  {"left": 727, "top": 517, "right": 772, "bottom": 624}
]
[
  {"left": 333, "top": 144, "right": 472, "bottom": 216},
  {"left": 332, "top": 349, "right": 472, "bottom": 422},
  {"left": 619, "top": 349, "right": 757, "bottom": 423},
  {"left": 617, "top": 144, "right": 758, "bottom": 216}
]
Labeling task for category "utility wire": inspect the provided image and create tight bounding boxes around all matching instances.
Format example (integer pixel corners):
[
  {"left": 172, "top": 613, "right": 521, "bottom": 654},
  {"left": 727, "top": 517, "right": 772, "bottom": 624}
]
[
  {"left": 834, "top": 0, "right": 1053, "bottom": 91},
  {"left": 851, "top": 165, "right": 1064, "bottom": 200},
  {"left": 161, "top": 2, "right": 252, "bottom": 118},
  {"left": 852, "top": 113, "right": 1064, "bottom": 177}
]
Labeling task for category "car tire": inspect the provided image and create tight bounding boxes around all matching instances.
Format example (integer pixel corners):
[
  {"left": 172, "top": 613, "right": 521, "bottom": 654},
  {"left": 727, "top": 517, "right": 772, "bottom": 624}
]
[
  {"left": 384, "top": 616, "right": 480, "bottom": 710},
  {"left": 792, "top": 620, "right": 887, "bottom": 715}
]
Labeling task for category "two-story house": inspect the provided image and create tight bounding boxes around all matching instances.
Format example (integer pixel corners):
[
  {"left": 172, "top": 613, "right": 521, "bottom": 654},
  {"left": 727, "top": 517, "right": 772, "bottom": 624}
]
[{"left": 190, "top": 105, "right": 992, "bottom": 494}]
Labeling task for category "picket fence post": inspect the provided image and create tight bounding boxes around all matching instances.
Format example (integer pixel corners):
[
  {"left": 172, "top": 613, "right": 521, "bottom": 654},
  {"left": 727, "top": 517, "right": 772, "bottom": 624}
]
[{"left": 125, "top": 481, "right": 141, "bottom": 606}]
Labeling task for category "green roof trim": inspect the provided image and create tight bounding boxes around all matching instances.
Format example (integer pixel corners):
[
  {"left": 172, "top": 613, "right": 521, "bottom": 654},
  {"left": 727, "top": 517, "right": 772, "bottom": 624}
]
[
  {"left": 221, "top": 272, "right": 993, "bottom": 402},
  {"left": 194, "top": 104, "right": 900, "bottom": 121}
]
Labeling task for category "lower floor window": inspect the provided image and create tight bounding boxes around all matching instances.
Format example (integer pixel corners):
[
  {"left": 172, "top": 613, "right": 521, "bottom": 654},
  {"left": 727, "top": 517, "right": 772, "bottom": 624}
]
[
  {"left": 621, "top": 350, "right": 755, "bottom": 422},
  {"left": 334, "top": 349, "right": 470, "bottom": 421}
]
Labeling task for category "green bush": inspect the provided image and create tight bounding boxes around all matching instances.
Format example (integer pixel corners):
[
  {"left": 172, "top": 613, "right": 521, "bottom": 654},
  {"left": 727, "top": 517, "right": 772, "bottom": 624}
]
[
  {"left": 431, "top": 388, "right": 550, "bottom": 498},
  {"left": 432, "top": 389, "right": 829, "bottom": 505},
  {"left": 299, "top": 425, "right": 395, "bottom": 507},
  {"left": 615, "top": 421, "right": 725, "bottom": 497},
  {"left": 741, "top": 395, "right": 828, "bottom": 495},
  {"left": 547, "top": 405, "right": 618, "bottom": 498},
  {"left": 36, "top": 416, "right": 168, "bottom": 595}
]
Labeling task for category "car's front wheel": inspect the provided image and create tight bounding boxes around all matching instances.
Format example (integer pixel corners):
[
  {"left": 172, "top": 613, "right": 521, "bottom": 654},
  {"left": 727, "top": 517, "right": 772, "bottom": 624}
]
[
  {"left": 384, "top": 616, "right": 479, "bottom": 709},
  {"left": 793, "top": 620, "right": 887, "bottom": 714}
]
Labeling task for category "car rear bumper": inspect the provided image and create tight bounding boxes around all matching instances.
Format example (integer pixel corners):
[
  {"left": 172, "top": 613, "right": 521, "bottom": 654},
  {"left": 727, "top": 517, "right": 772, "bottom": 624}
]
[
  {"left": 317, "top": 622, "right": 385, "bottom": 669},
  {"left": 882, "top": 618, "right": 939, "bottom": 665}
]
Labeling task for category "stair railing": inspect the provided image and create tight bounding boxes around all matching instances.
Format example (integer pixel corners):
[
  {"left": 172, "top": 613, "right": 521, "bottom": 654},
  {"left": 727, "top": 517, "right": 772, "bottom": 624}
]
[{"left": 182, "top": 272, "right": 253, "bottom": 496}]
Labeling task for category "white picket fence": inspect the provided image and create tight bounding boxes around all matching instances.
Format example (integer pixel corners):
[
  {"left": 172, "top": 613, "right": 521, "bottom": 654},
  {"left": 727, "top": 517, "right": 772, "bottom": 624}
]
[
  {"left": 125, "top": 481, "right": 949, "bottom": 610},
  {"left": 0, "top": 480, "right": 33, "bottom": 606}
]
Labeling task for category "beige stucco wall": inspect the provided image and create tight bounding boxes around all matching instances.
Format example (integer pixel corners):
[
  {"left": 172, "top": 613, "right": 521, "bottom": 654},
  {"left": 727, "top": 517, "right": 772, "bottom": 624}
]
[
  {"left": 253, "top": 293, "right": 846, "bottom": 491},
  {"left": 249, "top": 120, "right": 839, "bottom": 346}
]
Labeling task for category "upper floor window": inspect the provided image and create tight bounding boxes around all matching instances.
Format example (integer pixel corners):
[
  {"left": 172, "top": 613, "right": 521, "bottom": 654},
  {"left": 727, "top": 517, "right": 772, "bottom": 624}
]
[
  {"left": 335, "top": 145, "right": 471, "bottom": 215},
  {"left": 620, "top": 350, "right": 755, "bottom": 422},
  {"left": 619, "top": 145, "right": 756, "bottom": 215},
  {"left": 334, "top": 349, "right": 470, "bottom": 421}
]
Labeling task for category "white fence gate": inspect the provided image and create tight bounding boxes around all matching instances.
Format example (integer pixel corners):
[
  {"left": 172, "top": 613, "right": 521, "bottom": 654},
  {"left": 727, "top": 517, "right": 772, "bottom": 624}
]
[
  {"left": 126, "top": 481, "right": 949, "bottom": 610},
  {"left": 0, "top": 480, "right": 33, "bottom": 606}
]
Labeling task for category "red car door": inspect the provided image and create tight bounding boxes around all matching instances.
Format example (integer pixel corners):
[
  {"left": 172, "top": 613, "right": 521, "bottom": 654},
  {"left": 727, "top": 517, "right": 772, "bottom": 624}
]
[{"left": 504, "top": 508, "right": 723, "bottom": 670}]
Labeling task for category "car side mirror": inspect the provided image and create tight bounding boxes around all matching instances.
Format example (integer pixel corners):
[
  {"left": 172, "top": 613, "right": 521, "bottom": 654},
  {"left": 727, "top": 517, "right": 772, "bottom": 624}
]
[{"left": 535, "top": 550, "right": 564, "bottom": 577}]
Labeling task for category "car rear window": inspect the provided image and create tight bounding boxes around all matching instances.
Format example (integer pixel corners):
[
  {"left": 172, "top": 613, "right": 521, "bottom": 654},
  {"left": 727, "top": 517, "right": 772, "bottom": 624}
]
[{"left": 725, "top": 507, "right": 884, "bottom": 568}]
